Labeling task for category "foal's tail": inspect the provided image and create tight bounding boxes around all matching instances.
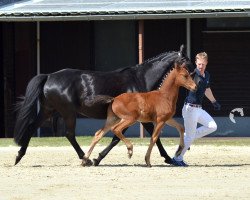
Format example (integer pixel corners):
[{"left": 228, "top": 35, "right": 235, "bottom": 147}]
[
  {"left": 14, "top": 74, "right": 48, "bottom": 146},
  {"left": 85, "top": 95, "right": 114, "bottom": 107}
]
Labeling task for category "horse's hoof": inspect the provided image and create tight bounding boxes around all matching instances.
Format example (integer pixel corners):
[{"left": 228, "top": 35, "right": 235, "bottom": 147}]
[
  {"left": 93, "top": 159, "right": 100, "bottom": 166},
  {"left": 81, "top": 158, "right": 93, "bottom": 167},
  {"left": 164, "top": 158, "right": 173, "bottom": 165},
  {"left": 14, "top": 155, "right": 22, "bottom": 166}
]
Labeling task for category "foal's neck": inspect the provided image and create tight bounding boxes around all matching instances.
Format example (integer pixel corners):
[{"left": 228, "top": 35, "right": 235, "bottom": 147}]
[{"left": 159, "top": 68, "right": 179, "bottom": 101}]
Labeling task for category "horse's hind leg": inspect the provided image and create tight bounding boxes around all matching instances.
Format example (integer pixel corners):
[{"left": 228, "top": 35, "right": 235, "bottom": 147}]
[
  {"left": 142, "top": 122, "right": 172, "bottom": 164},
  {"left": 15, "top": 140, "right": 31, "bottom": 165},
  {"left": 166, "top": 118, "right": 185, "bottom": 156},
  {"left": 15, "top": 109, "right": 52, "bottom": 165},
  {"left": 63, "top": 114, "right": 85, "bottom": 160}
]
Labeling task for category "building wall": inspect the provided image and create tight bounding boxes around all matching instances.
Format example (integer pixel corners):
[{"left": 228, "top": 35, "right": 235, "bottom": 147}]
[
  {"left": 0, "top": 18, "right": 249, "bottom": 137},
  {"left": 0, "top": 23, "right": 3, "bottom": 137},
  {"left": 144, "top": 19, "right": 187, "bottom": 117},
  {"left": 144, "top": 19, "right": 186, "bottom": 59},
  {"left": 1, "top": 22, "right": 36, "bottom": 137},
  {"left": 94, "top": 21, "right": 137, "bottom": 71},
  {"left": 40, "top": 21, "right": 93, "bottom": 73}
]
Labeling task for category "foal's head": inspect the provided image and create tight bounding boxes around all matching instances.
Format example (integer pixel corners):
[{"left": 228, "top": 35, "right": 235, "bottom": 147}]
[{"left": 174, "top": 63, "right": 197, "bottom": 91}]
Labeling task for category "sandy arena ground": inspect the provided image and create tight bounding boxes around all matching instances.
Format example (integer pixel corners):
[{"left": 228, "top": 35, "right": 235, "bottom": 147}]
[{"left": 0, "top": 144, "right": 250, "bottom": 200}]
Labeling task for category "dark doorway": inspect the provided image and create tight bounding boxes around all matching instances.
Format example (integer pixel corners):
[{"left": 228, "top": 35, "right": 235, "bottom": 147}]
[{"left": 144, "top": 19, "right": 187, "bottom": 117}]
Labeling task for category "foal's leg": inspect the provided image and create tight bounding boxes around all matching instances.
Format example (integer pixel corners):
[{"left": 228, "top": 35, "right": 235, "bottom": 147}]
[
  {"left": 82, "top": 128, "right": 109, "bottom": 167},
  {"left": 82, "top": 117, "right": 120, "bottom": 166},
  {"left": 142, "top": 122, "right": 172, "bottom": 164},
  {"left": 92, "top": 128, "right": 128, "bottom": 166},
  {"left": 111, "top": 119, "right": 135, "bottom": 158},
  {"left": 145, "top": 121, "right": 165, "bottom": 167},
  {"left": 166, "top": 118, "right": 185, "bottom": 156}
]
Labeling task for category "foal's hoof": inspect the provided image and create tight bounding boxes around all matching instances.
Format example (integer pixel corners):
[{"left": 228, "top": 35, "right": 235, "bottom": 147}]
[
  {"left": 146, "top": 164, "right": 152, "bottom": 168},
  {"left": 81, "top": 158, "right": 93, "bottom": 167},
  {"left": 175, "top": 145, "right": 184, "bottom": 157},
  {"left": 127, "top": 149, "right": 133, "bottom": 159},
  {"left": 93, "top": 159, "right": 100, "bottom": 166},
  {"left": 145, "top": 157, "right": 152, "bottom": 167}
]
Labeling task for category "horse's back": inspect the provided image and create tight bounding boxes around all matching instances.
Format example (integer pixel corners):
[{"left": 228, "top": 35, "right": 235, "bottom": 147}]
[
  {"left": 42, "top": 68, "right": 136, "bottom": 118},
  {"left": 43, "top": 69, "right": 84, "bottom": 109}
]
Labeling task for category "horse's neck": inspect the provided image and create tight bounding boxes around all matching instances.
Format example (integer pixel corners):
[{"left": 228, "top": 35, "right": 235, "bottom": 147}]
[
  {"left": 159, "top": 69, "right": 179, "bottom": 103},
  {"left": 138, "top": 56, "right": 176, "bottom": 91}
]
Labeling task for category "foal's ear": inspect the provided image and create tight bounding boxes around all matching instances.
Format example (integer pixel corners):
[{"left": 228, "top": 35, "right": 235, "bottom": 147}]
[
  {"left": 181, "top": 63, "right": 186, "bottom": 68},
  {"left": 175, "top": 62, "right": 181, "bottom": 70}
]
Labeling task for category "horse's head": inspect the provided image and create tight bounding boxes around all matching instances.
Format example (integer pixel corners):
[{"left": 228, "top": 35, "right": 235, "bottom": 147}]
[
  {"left": 139, "top": 45, "right": 194, "bottom": 91},
  {"left": 176, "top": 44, "right": 194, "bottom": 72},
  {"left": 174, "top": 62, "right": 197, "bottom": 92}
]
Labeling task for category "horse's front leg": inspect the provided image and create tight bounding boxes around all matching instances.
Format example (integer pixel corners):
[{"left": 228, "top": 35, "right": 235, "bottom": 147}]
[
  {"left": 93, "top": 128, "right": 128, "bottom": 166},
  {"left": 142, "top": 122, "right": 172, "bottom": 164}
]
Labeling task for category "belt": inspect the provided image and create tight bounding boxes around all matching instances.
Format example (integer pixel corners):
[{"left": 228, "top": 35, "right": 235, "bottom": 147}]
[{"left": 185, "top": 102, "right": 202, "bottom": 108}]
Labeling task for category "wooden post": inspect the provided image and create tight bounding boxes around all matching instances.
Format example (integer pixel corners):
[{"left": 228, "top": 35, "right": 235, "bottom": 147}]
[
  {"left": 138, "top": 20, "right": 144, "bottom": 64},
  {"left": 138, "top": 20, "right": 145, "bottom": 138}
]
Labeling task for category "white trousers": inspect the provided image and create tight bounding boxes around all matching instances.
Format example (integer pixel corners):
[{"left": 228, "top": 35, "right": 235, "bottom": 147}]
[{"left": 175, "top": 104, "right": 217, "bottom": 161}]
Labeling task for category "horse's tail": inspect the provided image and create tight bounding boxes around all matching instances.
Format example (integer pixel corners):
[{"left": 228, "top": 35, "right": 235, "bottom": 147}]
[
  {"left": 85, "top": 95, "right": 114, "bottom": 107},
  {"left": 14, "top": 74, "right": 48, "bottom": 146}
]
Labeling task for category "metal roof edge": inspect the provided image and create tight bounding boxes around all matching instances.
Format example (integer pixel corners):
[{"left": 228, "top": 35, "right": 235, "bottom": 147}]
[{"left": 0, "top": 11, "right": 250, "bottom": 22}]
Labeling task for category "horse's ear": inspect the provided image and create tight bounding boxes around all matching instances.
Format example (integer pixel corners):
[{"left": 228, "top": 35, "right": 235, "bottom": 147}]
[{"left": 179, "top": 44, "right": 186, "bottom": 57}]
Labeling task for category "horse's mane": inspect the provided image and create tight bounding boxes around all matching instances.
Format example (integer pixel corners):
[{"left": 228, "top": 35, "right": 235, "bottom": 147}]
[
  {"left": 143, "top": 51, "right": 176, "bottom": 65},
  {"left": 115, "top": 50, "right": 179, "bottom": 73},
  {"left": 114, "top": 66, "right": 134, "bottom": 73},
  {"left": 142, "top": 45, "right": 186, "bottom": 66},
  {"left": 110, "top": 46, "right": 186, "bottom": 73}
]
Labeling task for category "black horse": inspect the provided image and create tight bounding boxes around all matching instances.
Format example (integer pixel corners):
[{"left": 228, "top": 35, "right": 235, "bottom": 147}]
[{"left": 14, "top": 45, "right": 192, "bottom": 165}]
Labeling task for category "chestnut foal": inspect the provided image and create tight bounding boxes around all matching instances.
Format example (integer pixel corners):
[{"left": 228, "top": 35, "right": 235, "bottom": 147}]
[{"left": 83, "top": 62, "right": 197, "bottom": 167}]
